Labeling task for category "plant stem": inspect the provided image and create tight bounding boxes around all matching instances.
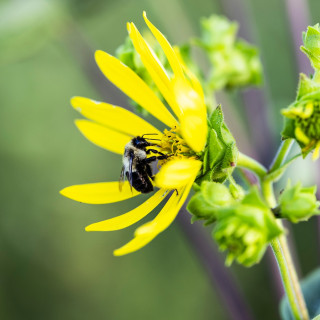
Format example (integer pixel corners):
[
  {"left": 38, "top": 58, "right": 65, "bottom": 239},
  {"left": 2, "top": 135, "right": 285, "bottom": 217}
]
[
  {"left": 237, "top": 152, "right": 267, "bottom": 180},
  {"left": 269, "top": 139, "right": 294, "bottom": 172},
  {"left": 262, "top": 179, "right": 309, "bottom": 320},
  {"left": 270, "top": 236, "right": 309, "bottom": 320}
]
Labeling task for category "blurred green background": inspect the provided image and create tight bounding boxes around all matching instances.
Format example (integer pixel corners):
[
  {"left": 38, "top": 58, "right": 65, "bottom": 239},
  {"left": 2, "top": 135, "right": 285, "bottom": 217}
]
[{"left": 1, "top": 0, "right": 320, "bottom": 319}]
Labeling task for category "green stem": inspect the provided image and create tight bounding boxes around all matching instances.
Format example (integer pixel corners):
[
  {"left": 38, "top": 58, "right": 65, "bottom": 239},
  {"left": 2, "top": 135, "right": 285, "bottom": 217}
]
[
  {"left": 270, "top": 235, "right": 309, "bottom": 320},
  {"left": 261, "top": 179, "right": 276, "bottom": 207},
  {"left": 237, "top": 152, "right": 267, "bottom": 180},
  {"left": 269, "top": 139, "right": 294, "bottom": 172},
  {"left": 262, "top": 179, "right": 309, "bottom": 320}
]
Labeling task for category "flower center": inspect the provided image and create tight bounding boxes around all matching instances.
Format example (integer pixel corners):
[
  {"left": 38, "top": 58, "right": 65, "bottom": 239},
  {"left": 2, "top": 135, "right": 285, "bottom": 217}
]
[
  {"left": 296, "top": 101, "right": 320, "bottom": 140},
  {"left": 147, "top": 126, "right": 198, "bottom": 165}
]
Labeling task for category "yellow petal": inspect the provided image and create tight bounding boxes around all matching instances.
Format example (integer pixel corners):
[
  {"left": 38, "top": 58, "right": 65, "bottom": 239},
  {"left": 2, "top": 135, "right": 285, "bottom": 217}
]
[
  {"left": 155, "top": 159, "right": 201, "bottom": 189},
  {"left": 143, "top": 11, "right": 184, "bottom": 80},
  {"left": 180, "top": 110, "right": 207, "bottom": 152},
  {"left": 136, "top": 181, "right": 193, "bottom": 236},
  {"left": 75, "top": 119, "right": 130, "bottom": 154},
  {"left": 134, "top": 189, "right": 181, "bottom": 236},
  {"left": 312, "top": 141, "right": 320, "bottom": 161},
  {"left": 174, "top": 46, "right": 205, "bottom": 102},
  {"left": 113, "top": 190, "right": 179, "bottom": 256},
  {"left": 85, "top": 189, "right": 168, "bottom": 231},
  {"left": 302, "top": 102, "right": 314, "bottom": 118},
  {"left": 71, "top": 96, "right": 161, "bottom": 137},
  {"left": 114, "top": 181, "right": 193, "bottom": 256},
  {"left": 95, "top": 50, "right": 178, "bottom": 128},
  {"left": 60, "top": 181, "right": 139, "bottom": 204},
  {"left": 127, "top": 23, "right": 182, "bottom": 118},
  {"left": 295, "top": 126, "right": 310, "bottom": 145},
  {"left": 172, "top": 77, "right": 207, "bottom": 152},
  {"left": 113, "top": 234, "right": 156, "bottom": 256}
]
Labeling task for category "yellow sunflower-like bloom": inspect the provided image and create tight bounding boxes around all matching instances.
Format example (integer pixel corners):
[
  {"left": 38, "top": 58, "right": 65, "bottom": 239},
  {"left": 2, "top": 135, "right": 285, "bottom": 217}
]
[{"left": 60, "top": 12, "right": 207, "bottom": 256}]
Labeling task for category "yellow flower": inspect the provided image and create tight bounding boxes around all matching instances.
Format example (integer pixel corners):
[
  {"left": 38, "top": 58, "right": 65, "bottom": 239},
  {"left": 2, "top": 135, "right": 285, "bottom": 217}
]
[{"left": 60, "top": 12, "right": 207, "bottom": 256}]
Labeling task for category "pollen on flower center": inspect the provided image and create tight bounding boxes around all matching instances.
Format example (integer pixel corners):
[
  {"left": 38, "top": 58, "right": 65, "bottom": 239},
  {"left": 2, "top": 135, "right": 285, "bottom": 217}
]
[{"left": 146, "top": 126, "right": 198, "bottom": 166}]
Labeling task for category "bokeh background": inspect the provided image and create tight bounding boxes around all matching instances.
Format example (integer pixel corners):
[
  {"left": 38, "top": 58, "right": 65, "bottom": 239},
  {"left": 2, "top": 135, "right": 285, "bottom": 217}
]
[{"left": 1, "top": 0, "right": 320, "bottom": 319}]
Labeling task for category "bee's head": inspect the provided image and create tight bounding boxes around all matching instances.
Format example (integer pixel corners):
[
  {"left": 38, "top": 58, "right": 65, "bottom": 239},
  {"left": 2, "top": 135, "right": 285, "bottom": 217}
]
[{"left": 132, "top": 136, "right": 150, "bottom": 149}]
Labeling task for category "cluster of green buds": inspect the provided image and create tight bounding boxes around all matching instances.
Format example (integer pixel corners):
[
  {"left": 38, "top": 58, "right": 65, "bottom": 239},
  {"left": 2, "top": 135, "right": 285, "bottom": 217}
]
[
  {"left": 193, "top": 15, "right": 263, "bottom": 90},
  {"left": 275, "top": 180, "right": 320, "bottom": 223},
  {"left": 282, "top": 24, "right": 320, "bottom": 159},
  {"left": 188, "top": 183, "right": 284, "bottom": 266}
]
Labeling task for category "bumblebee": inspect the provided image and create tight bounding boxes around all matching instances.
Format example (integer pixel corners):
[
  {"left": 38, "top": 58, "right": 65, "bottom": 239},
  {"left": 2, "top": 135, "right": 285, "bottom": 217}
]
[{"left": 119, "top": 135, "right": 166, "bottom": 193}]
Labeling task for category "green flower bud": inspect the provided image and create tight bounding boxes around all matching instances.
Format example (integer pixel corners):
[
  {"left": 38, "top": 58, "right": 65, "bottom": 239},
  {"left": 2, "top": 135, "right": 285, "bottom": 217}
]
[
  {"left": 301, "top": 24, "right": 320, "bottom": 70},
  {"left": 187, "top": 181, "right": 234, "bottom": 223},
  {"left": 207, "top": 40, "right": 263, "bottom": 90},
  {"left": 213, "top": 188, "right": 284, "bottom": 267},
  {"left": 194, "top": 15, "right": 263, "bottom": 90},
  {"left": 196, "top": 105, "right": 238, "bottom": 184},
  {"left": 282, "top": 74, "right": 320, "bottom": 159},
  {"left": 278, "top": 180, "right": 320, "bottom": 223},
  {"left": 197, "top": 15, "right": 238, "bottom": 50}
]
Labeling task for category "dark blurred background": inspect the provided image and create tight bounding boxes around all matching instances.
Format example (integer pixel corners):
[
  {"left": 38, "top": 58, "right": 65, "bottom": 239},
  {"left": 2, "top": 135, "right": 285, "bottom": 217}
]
[{"left": 1, "top": 0, "right": 320, "bottom": 319}]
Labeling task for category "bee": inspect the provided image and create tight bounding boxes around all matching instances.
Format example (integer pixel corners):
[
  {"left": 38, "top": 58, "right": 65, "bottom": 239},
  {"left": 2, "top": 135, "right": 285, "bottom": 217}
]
[{"left": 119, "top": 134, "right": 167, "bottom": 194}]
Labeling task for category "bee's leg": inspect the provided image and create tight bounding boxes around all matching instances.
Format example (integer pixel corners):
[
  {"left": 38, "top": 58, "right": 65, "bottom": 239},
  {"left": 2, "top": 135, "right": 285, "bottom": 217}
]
[
  {"left": 174, "top": 189, "right": 179, "bottom": 195},
  {"left": 145, "top": 164, "right": 153, "bottom": 180},
  {"left": 146, "top": 149, "right": 166, "bottom": 157},
  {"left": 145, "top": 155, "right": 167, "bottom": 163},
  {"left": 145, "top": 156, "right": 157, "bottom": 163}
]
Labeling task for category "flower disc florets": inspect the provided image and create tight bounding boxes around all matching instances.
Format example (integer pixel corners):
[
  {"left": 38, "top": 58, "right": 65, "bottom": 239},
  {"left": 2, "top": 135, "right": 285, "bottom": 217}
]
[
  {"left": 282, "top": 98, "right": 320, "bottom": 159},
  {"left": 151, "top": 126, "right": 198, "bottom": 167},
  {"left": 295, "top": 102, "right": 320, "bottom": 139}
]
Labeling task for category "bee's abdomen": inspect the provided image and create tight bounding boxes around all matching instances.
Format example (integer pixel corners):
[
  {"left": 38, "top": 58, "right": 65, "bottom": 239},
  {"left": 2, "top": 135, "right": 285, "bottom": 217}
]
[{"left": 130, "top": 172, "right": 153, "bottom": 193}]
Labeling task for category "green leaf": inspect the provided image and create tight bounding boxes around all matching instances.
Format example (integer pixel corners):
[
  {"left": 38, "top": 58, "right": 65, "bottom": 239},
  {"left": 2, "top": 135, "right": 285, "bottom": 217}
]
[
  {"left": 301, "top": 24, "right": 320, "bottom": 70},
  {"left": 297, "top": 73, "right": 320, "bottom": 100}
]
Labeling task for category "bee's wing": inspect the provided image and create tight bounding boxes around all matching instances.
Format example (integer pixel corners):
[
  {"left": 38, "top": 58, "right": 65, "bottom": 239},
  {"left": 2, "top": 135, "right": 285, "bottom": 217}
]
[
  {"left": 128, "top": 152, "right": 134, "bottom": 192},
  {"left": 119, "top": 166, "right": 125, "bottom": 192}
]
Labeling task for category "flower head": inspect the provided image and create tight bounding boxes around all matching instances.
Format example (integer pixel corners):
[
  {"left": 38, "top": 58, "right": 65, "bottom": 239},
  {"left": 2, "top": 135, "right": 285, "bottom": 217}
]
[
  {"left": 282, "top": 74, "right": 320, "bottom": 160},
  {"left": 282, "top": 24, "right": 320, "bottom": 160},
  {"left": 60, "top": 12, "right": 207, "bottom": 256}
]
